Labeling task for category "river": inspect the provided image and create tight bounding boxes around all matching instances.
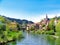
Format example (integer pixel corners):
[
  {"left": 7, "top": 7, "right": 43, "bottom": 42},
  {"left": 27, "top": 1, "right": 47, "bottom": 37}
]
[{"left": 6, "top": 31, "right": 60, "bottom": 45}]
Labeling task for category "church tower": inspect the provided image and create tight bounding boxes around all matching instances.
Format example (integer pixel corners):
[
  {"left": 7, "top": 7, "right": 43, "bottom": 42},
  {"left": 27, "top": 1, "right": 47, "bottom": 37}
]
[{"left": 45, "top": 14, "right": 50, "bottom": 27}]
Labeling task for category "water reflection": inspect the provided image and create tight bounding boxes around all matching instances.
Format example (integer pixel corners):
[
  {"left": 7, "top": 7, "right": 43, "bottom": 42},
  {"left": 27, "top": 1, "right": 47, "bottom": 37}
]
[
  {"left": 46, "top": 35, "right": 56, "bottom": 45},
  {"left": 46, "top": 35, "right": 60, "bottom": 45},
  {"left": 55, "top": 38, "right": 60, "bottom": 45},
  {"left": 2, "top": 32, "right": 60, "bottom": 45},
  {"left": 17, "top": 32, "right": 50, "bottom": 45},
  {"left": 8, "top": 41, "right": 16, "bottom": 45}
]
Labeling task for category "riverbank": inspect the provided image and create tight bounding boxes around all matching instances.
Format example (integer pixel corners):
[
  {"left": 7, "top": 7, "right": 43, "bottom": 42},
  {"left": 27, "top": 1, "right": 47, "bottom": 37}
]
[
  {"left": 30, "top": 30, "right": 54, "bottom": 35},
  {"left": 0, "top": 31, "right": 24, "bottom": 44},
  {"left": 30, "top": 30, "right": 60, "bottom": 39},
  {"left": 0, "top": 31, "right": 59, "bottom": 45}
]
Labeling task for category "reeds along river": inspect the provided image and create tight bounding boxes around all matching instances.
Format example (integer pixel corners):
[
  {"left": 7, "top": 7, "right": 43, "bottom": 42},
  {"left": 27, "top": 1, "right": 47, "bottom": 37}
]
[{"left": 3, "top": 31, "right": 60, "bottom": 45}]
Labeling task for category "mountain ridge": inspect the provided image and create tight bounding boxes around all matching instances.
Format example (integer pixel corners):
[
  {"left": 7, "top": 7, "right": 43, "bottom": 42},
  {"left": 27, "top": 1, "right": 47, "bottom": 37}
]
[{"left": 1, "top": 15, "right": 34, "bottom": 24}]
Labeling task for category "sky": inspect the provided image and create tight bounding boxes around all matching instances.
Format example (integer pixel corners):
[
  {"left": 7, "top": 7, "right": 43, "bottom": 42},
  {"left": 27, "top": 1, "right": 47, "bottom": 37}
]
[{"left": 0, "top": 0, "right": 60, "bottom": 22}]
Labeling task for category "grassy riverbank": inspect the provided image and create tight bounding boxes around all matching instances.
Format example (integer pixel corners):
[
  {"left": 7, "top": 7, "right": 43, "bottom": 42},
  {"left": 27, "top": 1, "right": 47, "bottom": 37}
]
[
  {"left": 31, "top": 30, "right": 54, "bottom": 35},
  {"left": 0, "top": 31, "right": 24, "bottom": 43}
]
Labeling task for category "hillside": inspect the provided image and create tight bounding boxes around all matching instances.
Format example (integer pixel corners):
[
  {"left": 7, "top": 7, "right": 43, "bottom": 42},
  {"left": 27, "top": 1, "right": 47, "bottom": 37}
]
[{"left": 2, "top": 15, "right": 34, "bottom": 24}]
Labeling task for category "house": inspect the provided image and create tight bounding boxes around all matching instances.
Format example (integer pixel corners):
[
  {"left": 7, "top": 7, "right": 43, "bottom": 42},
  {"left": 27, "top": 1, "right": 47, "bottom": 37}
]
[
  {"left": 39, "top": 14, "right": 50, "bottom": 30},
  {"left": 26, "top": 14, "right": 51, "bottom": 30},
  {"left": 26, "top": 23, "right": 35, "bottom": 30}
]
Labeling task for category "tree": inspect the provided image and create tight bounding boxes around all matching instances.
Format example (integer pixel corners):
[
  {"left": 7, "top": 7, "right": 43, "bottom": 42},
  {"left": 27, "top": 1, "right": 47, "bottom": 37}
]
[
  {"left": 56, "top": 21, "right": 60, "bottom": 32},
  {"left": 48, "top": 19, "right": 54, "bottom": 30},
  {"left": 17, "top": 23, "right": 21, "bottom": 30},
  {"left": 0, "top": 22, "right": 6, "bottom": 31},
  {"left": 0, "top": 16, "right": 6, "bottom": 23}
]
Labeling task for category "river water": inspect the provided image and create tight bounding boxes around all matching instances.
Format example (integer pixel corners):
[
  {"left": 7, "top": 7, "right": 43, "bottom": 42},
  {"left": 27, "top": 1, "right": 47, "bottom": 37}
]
[{"left": 7, "top": 31, "right": 60, "bottom": 45}]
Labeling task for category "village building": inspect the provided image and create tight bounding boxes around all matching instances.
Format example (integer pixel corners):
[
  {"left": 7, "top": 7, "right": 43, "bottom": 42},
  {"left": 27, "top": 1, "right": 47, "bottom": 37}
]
[
  {"left": 26, "top": 14, "right": 60, "bottom": 33},
  {"left": 26, "top": 14, "right": 59, "bottom": 31},
  {"left": 26, "top": 23, "right": 35, "bottom": 30},
  {"left": 26, "top": 14, "right": 51, "bottom": 30},
  {"left": 34, "top": 23, "right": 40, "bottom": 30},
  {"left": 39, "top": 14, "right": 50, "bottom": 30}
]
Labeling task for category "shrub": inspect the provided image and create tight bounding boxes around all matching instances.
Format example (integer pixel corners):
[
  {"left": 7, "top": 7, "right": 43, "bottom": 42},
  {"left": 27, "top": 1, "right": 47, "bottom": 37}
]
[
  {"left": 48, "top": 19, "right": 54, "bottom": 30},
  {"left": 56, "top": 22, "right": 60, "bottom": 32},
  {"left": 45, "top": 30, "right": 54, "bottom": 35},
  {"left": 35, "top": 30, "right": 41, "bottom": 34}
]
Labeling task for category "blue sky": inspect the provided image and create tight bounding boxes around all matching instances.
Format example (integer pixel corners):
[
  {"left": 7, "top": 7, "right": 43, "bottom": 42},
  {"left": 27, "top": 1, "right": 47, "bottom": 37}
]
[{"left": 0, "top": 0, "right": 60, "bottom": 22}]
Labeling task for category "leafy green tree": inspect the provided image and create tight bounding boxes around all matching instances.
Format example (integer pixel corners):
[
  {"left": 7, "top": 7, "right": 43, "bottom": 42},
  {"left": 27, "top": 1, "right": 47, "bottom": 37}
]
[
  {"left": 0, "top": 22, "right": 6, "bottom": 31},
  {"left": 48, "top": 19, "right": 54, "bottom": 30},
  {"left": 0, "top": 16, "right": 6, "bottom": 23},
  {"left": 56, "top": 22, "right": 60, "bottom": 32},
  {"left": 17, "top": 23, "right": 21, "bottom": 30},
  {"left": 56, "top": 21, "right": 60, "bottom": 36}
]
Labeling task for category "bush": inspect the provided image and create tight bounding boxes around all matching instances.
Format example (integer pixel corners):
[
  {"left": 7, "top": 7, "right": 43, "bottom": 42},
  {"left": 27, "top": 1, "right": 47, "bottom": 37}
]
[
  {"left": 0, "top": 30, "right": 24, "bottom": 43},
  {"left": 0, "top": 22, "right": 6, "bottom": 31},
  {"left": 45, "top": 30, "right": 54, "bottom": 35},
  {"left": 0, "top": 16, "right": 6, "bottom": 23},
  {"left": 56, "top": 22, "right": 60, "bottom": 32},
  {"left": 48, "top": 19, "right": 54, "bottom": 30},
  {"left": 55, "top": 32, "right": 60, "bottom": 36},
  {"left": 35, "top": 30, "right": 41, "bottom": 34},
  {"left": 31, "top": 30, "right": 45, "bottom": 34}
]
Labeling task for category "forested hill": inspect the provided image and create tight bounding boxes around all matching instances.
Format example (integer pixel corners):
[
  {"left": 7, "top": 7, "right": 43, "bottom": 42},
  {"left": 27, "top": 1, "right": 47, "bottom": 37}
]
[{"left": 2, "top": 15, "right": 34, "bottom": 24}]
